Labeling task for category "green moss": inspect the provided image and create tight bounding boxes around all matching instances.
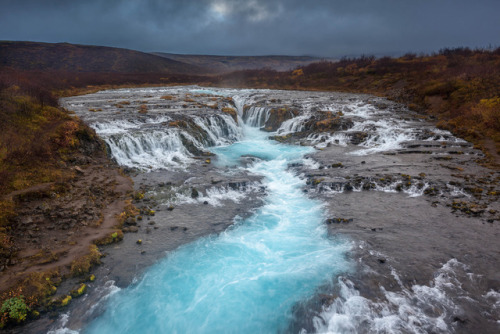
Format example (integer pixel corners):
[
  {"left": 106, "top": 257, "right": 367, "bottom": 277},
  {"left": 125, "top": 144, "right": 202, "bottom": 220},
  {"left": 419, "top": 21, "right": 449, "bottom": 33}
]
[
  {"left": 312, "top": 178, "right": 324, "bottom": 185},
  {"left": 94, "top": 230, "right": 124, "bottom": 246},
  {"left": 70, "top": 284, "right": 87, "bottom": 298},
  {"left": 60, "top": 295, "right": 72, "bottom": 307},
  {"left": 133, "top": 192, "right": 145, "bottom": 200}
]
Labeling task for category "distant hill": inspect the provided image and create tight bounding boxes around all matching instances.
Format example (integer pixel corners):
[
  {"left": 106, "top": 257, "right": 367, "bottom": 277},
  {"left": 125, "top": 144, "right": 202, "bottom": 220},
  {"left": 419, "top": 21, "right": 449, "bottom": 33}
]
[
  {"left": 0, "top": 41, "right": 203, "bottom": 74},
  {"left": 152, "top": 53, "right": 330, "bottom": 73},
  {"left": 0, "top": 41, "right": 330, "bottom": 76}
]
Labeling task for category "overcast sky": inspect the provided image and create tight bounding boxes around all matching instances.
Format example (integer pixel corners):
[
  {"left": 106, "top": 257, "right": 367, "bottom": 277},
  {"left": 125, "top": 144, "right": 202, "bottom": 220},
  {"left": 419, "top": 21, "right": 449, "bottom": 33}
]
[{"left": 1, "top": 0, "right": 499, "bottom": 57}]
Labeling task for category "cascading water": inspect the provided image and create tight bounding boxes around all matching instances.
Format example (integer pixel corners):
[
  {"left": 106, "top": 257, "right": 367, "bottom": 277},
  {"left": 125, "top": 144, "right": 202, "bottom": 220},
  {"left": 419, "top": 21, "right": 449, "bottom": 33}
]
[
  {"left": 80, "top": 96, "right": 352, "bottom": 334},
  {"left": 91, "top": 113, "right": 241, "bottom": 170},
  {"left": 105, "top": 130, "right": 195, "bottom": 168},
  {"left": 244, "top": 106, "right": 272, "bottom": 128},
  {"left": 55, "top": 87, "right": 495, "bottom": 334}
]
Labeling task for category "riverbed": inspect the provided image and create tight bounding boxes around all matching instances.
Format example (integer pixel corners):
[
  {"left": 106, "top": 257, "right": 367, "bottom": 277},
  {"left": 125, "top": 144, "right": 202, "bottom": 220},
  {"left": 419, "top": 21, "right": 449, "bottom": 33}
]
[{"left": 41, "top": 86, "right": 500, "bottom": 333}]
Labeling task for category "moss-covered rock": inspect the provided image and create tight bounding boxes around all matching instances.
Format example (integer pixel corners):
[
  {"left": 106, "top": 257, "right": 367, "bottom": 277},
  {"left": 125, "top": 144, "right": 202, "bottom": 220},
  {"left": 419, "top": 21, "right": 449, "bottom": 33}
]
[
  {"left": 70, "top": 283, "right": 87, "bottom": 298},
  {"left": 94, "top": 230, "right": 124, "bottom": 246},
  {"left": 70, "top": 245, "right": 102, "bottom": 277}
]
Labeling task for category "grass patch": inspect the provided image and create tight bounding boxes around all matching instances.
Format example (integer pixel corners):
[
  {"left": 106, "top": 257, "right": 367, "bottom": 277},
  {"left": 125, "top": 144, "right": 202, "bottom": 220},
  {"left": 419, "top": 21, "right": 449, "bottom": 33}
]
[{"left": 69, "top": 245, "right": 102, "bottom": 277}]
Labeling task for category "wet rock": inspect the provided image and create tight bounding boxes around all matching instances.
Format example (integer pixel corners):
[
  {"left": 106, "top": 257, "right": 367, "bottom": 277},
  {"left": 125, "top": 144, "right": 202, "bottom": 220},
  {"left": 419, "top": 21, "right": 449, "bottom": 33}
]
[
  {"left": 452, "top": 315, "right": 468, "bottom": 324},
  {"left": 344, "top": 183, "right": 353, "bottom": 191},
  {"left": 125, "top": 217, "right": 137, "bottom": 226},
  {"left": 227, "top": 182, "right": 241, "bottom": 190},
  {"left": 469, "top": 207, "right": 484, "bottom": 216},
  {"left": 362, "top": 182, "right": 375, "bottom": 190},
  {"left": 263, "top": 107, "right": 298, "bottom": 131},
  {"left": 191, "top": 188, "right": 199, "bottom": 199},
  {"left": 349, "top": 132, "right": 369, "bottom": 145}
]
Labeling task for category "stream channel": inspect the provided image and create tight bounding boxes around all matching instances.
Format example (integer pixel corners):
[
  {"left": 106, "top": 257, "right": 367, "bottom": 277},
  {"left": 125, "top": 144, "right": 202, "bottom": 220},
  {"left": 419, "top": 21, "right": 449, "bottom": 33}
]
[{"left": 41, "top": 86, "right": 500, "bottom": 333}]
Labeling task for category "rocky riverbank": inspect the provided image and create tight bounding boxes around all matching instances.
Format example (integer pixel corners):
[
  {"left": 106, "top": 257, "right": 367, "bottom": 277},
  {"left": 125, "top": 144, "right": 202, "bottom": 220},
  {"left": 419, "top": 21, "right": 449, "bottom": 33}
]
[
  {"left": 0, "top": 125, "right": 134, "bottom": 331},
  {"left": 289, "top": 133, "right": 500, "bottom": 333}
]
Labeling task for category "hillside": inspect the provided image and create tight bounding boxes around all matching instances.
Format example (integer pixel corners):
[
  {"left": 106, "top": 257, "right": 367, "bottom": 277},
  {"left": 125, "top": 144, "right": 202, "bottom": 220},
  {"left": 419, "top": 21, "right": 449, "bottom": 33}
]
[
  {"left": 153, "top": 52, "right": 326, "bottom": 73},
  {"left": 0, "top": 41, "right": 203, "bottom": 74}
]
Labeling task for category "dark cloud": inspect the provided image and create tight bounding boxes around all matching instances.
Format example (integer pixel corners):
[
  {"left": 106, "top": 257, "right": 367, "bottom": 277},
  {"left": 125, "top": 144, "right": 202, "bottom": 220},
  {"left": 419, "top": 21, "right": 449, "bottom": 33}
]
[{"left": 1, "top": 0, "right": 499, "bottom": 56}]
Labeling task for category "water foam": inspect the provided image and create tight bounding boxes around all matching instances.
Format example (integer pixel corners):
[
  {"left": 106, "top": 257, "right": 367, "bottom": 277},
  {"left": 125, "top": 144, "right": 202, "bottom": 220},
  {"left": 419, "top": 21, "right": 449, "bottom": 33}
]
[
  {"left": 47, "top": 313, "right": 79, "bottom": 334},
  {"left": 161, "top": 182, "right": 264, "bottom": 207},
  {"left": 312, "top": 259, "right": 477, "bottom": 334},
  {"left": 47, "top": 280, "right": 121, "bottom": 334},
  {"left": 313, "top": 180, "right": 430, "bottom": 198}
]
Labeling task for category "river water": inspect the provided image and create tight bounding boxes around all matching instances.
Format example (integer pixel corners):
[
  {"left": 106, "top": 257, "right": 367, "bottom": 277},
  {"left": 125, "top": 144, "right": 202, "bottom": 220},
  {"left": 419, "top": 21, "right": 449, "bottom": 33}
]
[
  {"left": 83, "top": 124, "right": 351, "bottom": 333},
  {"left": 49, "top": 86, "right": 500, "bottom": 334}
]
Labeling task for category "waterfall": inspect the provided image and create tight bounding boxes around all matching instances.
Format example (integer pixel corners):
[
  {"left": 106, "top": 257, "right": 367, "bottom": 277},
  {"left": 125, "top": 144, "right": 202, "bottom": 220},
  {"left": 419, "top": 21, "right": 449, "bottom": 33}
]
[
  {"left": 93, "top": 113, "right": 242, "bottom": 170},
  {"left": 232, "top": 95, "right": 246, "bottom": 117},
  {"left": 277, "top": 114, "right": 310, "bottom": 134},
  {"left": 104, "top": 130, "right": 196, "bottom": 169},
  {"left": 244, "top": 106, "right": 271, "bottom": 128},
  {"left": 192, "top": 114, "right": 241, "bottom": 146}
]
